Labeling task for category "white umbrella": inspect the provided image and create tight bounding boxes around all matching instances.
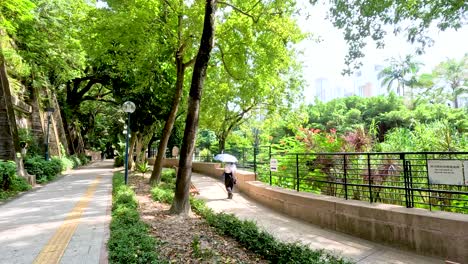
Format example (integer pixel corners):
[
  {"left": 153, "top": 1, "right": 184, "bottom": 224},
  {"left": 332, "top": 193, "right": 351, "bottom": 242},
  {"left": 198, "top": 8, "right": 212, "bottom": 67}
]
[{"left": 214, "top": 153, "right": 238, "bottom": 163}]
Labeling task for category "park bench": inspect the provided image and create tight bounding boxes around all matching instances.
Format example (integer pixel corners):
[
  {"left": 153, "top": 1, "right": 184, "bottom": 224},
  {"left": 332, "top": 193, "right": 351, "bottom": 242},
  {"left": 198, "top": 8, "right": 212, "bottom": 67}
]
[{"left": 189, "top": 182, "right": 200, "bottom": 196}]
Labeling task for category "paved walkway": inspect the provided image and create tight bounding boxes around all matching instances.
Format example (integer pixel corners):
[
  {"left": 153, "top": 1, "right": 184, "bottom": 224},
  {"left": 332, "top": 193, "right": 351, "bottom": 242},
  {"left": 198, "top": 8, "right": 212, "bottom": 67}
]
[
  {"left": 0, "top": 160, "right": 114, "bottom": 264},
  {"left": 191, "top": 172, "right": 444, "bottom": 264}
]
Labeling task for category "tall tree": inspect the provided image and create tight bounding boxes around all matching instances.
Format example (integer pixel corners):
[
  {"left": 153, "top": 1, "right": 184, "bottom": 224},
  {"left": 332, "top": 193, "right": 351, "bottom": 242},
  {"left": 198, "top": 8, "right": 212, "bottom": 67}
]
[
  {"left": 149, "top": 0, "right": 202, "bottom": 185},
  {"left": 171, "top": 0, "right": 216, "bottom": 215},
  {"left": 433, "top": 54, "right": 468, "bottom": 108},
  {"left": 378, "top": 55, "right": 421, "bottom": 96},
  {"left": 200, "top": 0, "right": 305, "bottom": 152}
]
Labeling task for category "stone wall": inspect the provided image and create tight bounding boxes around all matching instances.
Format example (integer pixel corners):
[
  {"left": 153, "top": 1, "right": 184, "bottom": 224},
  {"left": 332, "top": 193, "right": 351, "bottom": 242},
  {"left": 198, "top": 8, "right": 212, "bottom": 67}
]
[
  {"left": 161, "top": 159, "right": 468, "bottom": 263},
  {"left": 0, "top": 60, "right": 19, "bottom": 161}
]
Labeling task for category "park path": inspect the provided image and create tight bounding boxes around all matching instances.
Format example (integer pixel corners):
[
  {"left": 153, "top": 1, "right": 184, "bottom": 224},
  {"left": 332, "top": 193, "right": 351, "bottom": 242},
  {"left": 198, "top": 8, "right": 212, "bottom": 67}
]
[
  {"left": 191, "top": 172, "right": 445, "bottom": 264},
  {"left": 0, "top": 160, "right": 114, "bottom": 264}
]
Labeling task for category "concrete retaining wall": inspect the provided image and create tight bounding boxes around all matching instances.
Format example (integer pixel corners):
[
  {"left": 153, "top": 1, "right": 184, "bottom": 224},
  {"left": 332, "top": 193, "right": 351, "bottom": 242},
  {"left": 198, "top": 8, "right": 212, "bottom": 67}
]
[{"left": 152, "top": 158, "right": 467, "bottom": 262}]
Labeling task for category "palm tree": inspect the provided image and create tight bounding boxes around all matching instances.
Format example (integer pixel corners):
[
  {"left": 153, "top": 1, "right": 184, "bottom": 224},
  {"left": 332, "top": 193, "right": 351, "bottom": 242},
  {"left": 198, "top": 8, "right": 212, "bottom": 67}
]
[
  {"left": 378, "top": 55, "right": 422, "bottom": 96},
  {"left": 433, "top": 54, "right": 467, "bottom": 108}
]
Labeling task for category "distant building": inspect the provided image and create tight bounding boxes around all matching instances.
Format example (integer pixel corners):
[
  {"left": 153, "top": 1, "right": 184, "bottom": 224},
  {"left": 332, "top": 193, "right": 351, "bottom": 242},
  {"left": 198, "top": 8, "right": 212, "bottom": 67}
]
[
  {"left": 353, "top": 64, "right": 384, "bottom": 97},
  {"left": 314, "top": 78, "right": 330, "bottom": 101}
]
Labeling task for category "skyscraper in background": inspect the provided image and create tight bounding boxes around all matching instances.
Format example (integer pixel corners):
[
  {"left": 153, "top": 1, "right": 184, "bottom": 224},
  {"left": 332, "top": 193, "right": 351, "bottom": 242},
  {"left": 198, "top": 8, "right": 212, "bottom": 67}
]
[{"left": 353, "top": 64, "right": 384, "bottom": 97}]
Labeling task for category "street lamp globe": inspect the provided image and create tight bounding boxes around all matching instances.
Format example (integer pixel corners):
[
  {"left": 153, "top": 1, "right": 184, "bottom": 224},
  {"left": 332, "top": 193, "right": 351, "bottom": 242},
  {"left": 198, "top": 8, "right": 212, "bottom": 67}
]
[{"left": 122, "top": 101, "right": 136, "bottom": 113}]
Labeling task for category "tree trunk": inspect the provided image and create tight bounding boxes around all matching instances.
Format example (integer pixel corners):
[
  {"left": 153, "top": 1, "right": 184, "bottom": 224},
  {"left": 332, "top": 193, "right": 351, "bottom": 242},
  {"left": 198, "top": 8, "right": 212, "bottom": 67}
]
[
  {"left": 135, "top": 133, "right": 143, "bottom": 164},
  {"left": 452, "top": 86, "right": 459, "bottom": 108},
  {"left": 218, "top": 135, "right": 226, "bottom": 154},
  {"left": 150, "top": 7, "right": 188, "bottom": 185},
  {"left": 170, "top": 0, "right": 216, "bottom": 215},
  {"left": 149, "top": 55, "right": 186, "bottom": 185}
]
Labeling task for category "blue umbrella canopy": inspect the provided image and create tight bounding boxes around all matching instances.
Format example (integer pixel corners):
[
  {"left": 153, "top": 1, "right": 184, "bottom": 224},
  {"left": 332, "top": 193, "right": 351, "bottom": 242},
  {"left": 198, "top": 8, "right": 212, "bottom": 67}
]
[{"left": 214, "top": 153, "right": 238, "bottom": 163}]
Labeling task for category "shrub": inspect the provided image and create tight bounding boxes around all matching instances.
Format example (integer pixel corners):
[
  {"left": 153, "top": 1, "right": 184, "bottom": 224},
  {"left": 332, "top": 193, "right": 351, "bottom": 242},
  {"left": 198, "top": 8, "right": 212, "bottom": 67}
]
[
  {"left": 68, "top": 155, "right": 81, "bottom": 168},
  {"left": 113, "top": 187, "right": 138, "bottom": 210},
  {"left": 109, "top": 173, "right": 165, "bottom": 264},
  {"left": 10, "top": 176, "right": 31, "bottom": 192},
  {"left": 0, "top": 161, "right": 31, "bottom": 201},
  {"left": 49, "top": 158, "right": 63, "bottom": 175},
  {"left": 136, "top": 161, "right": 150, "bottom": 176},
  {"left": 151, "top": 187, "right": 173, "bottom": 204},
  {"left": 161, "top": 169, "right": 176, "bottom": 184},
  {"left": 114, "top": 155, "right": 124, "bottom": 167},
  {"left": 78, "top": 154, "right": 89, "bottom": 165},
  {"left": 0, "top": 160, "right": 17, "bottom": 190},
  {"left": 56, "top": 156, "right": 74, "bottom": 171},
  {"left": 24, "top": 156, "right": 62, "bottom": 183}
]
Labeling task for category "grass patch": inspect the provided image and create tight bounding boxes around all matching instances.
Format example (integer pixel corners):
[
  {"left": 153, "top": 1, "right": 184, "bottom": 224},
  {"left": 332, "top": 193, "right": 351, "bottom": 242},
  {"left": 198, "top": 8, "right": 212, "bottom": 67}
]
[
  {"left": 109, "top": 173, "right": 166, "bottom": 264},
  {"left": 151, "top": 178, "right": 353, "bottom": 264}
]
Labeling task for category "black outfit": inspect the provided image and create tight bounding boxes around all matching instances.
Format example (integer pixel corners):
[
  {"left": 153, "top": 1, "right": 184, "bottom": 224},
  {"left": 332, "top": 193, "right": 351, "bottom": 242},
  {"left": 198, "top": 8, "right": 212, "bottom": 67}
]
[{"left": 224, "top": 172, "right": 235, "bottom": 199}]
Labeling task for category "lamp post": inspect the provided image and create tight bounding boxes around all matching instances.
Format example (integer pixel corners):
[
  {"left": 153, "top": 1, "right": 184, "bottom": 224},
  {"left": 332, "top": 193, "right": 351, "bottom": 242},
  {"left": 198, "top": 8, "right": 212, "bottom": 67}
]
[
  {"left": 122, "top": 101, "right": 136, "bottom": 184},
  {"left": 45, "top": 107, "right": 55, "bottom": 161}
]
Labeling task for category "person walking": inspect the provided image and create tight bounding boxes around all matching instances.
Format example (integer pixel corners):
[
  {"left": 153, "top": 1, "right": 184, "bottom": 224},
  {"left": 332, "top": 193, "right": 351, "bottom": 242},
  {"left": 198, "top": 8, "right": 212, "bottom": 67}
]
[{"left": 223, "top": 162, "right": 237, "bottom": 199}]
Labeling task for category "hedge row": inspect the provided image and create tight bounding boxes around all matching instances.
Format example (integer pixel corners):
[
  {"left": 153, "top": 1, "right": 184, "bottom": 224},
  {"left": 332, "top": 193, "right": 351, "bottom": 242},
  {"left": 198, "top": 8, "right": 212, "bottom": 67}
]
[
  {"left": 24, "top": 154, "right": 89, "bottom": 183},
  {"left": 108, "top": 173, "right": 166, "bottom": 264}
]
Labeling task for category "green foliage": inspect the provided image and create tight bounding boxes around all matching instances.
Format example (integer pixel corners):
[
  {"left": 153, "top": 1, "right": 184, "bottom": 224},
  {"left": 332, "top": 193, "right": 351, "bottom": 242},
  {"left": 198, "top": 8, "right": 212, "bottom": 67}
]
[
  {"left": 199, "top": 148, "right": 212, "bottom": 162},
  {"left": 113, "top": 188, "right": 138, "bottom": 210},
  {"left": 161, "top": 169, "right": 176, "bottom": 184},
  {"left": 379, "top": 121, "right": 468, "bottom": 152},
  {"left": 53, "top": 156, "right": 73, "bottom": 171},
  {"left": 0, "top": 160, "right": 31, "bottom": 200},
  {"left": 378, "top": 55, "right": 422, "bottom": 96},
  {"left": 24, "top": 156, "right": 63, "bottom": 183},
  {"left": 114, "top": 156, "right": 124, "bottom": 167},
  {"left": 151, "top": 187, "right": 174, "bottom": 204},
  {"left": 109, "top": 173, "right": 165, "bottom": 264},
  {"left": 0, "top": 160, "right": 17, "bottom": 190},
  {"left": 68, "top": 154, "right": 89, "bottom": 168},
  {"left": 135, "top": 161, "right": 150, "bottom": 176}
]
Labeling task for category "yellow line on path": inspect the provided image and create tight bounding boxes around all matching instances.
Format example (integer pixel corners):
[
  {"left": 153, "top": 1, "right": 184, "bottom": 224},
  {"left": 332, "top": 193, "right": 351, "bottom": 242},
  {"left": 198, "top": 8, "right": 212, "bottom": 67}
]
[{"left": 33, "top": 177, "right": 102, "bottom": 264}]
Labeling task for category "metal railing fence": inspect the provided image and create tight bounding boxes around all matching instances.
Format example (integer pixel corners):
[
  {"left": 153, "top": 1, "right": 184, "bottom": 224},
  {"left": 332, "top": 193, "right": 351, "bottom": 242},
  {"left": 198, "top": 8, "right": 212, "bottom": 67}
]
[{"left": 255, "top": 150, "right": 468, "bottom": 214}]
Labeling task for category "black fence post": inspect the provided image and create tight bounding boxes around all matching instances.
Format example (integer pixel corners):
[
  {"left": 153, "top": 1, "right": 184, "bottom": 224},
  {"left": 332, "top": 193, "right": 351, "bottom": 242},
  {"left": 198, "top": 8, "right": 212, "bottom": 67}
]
[
  {"left": 343, "top": 154, "right": 348, "bottom": 200},
  {"left": 367, "top": 154, "right": 372, "bottom": 203},
  {"left": 402, "top": 153, "right": 410, "bottom": 208},
  {"left": 269, "top": 146, "right": 272, "bottom": 186},
  {"left": 425, "top": 153, "right": 432, "bottom": 211},
  {"left": 253, "top": 145, "right": 257, "bottom": 180},
  {"left": 407, "top": 160, "right": 414, "bottom": 208},
  {"left": 296, "top": 154, "right": 300, "bottom": 192}
]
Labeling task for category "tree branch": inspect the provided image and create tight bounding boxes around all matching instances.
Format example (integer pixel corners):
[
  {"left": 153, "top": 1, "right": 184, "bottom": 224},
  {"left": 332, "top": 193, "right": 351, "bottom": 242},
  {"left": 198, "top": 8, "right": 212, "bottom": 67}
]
[
  {"left": 218, "top": 45, "right": 241, "bottom": 80},
  {"left": 183, "top": 57, "right": 196, "bottom": 69},
  {"left": 217, "top": 1, "right": 259, "bottom": 23},
  {"left": 82, "top": 96, "right": 118, "bottom": 105}
]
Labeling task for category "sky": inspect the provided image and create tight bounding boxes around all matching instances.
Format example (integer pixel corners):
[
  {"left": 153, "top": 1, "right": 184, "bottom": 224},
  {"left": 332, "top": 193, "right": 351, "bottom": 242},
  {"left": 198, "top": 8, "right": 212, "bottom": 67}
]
[{"left": 294, "top": 0, "right": 468, "bottom": 100}]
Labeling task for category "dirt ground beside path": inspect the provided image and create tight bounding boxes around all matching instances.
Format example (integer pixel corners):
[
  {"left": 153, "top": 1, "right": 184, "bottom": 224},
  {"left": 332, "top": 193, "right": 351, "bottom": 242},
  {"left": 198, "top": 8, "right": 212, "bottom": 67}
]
[{"left": 130, "top": 175, "right": 268, "bottom": 264}]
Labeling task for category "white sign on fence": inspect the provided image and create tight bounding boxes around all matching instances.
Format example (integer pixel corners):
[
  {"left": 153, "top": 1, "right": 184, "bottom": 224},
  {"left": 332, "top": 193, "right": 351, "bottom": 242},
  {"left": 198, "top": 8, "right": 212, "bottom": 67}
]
[
  {"left": 427, "top": 160, "right": 464, "bottom": 185},
  {"left": 270, "top": 159, "right": 278, "bottom": 172}
]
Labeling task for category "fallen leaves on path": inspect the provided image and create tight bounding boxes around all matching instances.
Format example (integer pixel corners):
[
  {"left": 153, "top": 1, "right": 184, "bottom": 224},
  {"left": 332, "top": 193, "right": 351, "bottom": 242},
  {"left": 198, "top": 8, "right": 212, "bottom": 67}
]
[{"left": 130, "top": 175, "right": 268, "bottom": 264}]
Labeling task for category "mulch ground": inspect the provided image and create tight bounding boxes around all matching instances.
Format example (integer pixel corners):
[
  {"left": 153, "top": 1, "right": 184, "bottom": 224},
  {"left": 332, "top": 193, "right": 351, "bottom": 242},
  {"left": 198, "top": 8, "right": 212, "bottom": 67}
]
[{"left": 129, "top": 174, "right": 268, "bottom": 264}]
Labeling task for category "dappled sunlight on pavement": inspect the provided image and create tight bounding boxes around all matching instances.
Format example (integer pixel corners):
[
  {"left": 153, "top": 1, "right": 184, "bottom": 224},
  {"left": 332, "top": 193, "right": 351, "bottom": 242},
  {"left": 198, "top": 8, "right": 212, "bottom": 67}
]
[
  {"left": 191, "top": 172, "right": 443, "bottom": 264},
  {"left": 0, "top": 160, "right": 113, "bottom": 264}
]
